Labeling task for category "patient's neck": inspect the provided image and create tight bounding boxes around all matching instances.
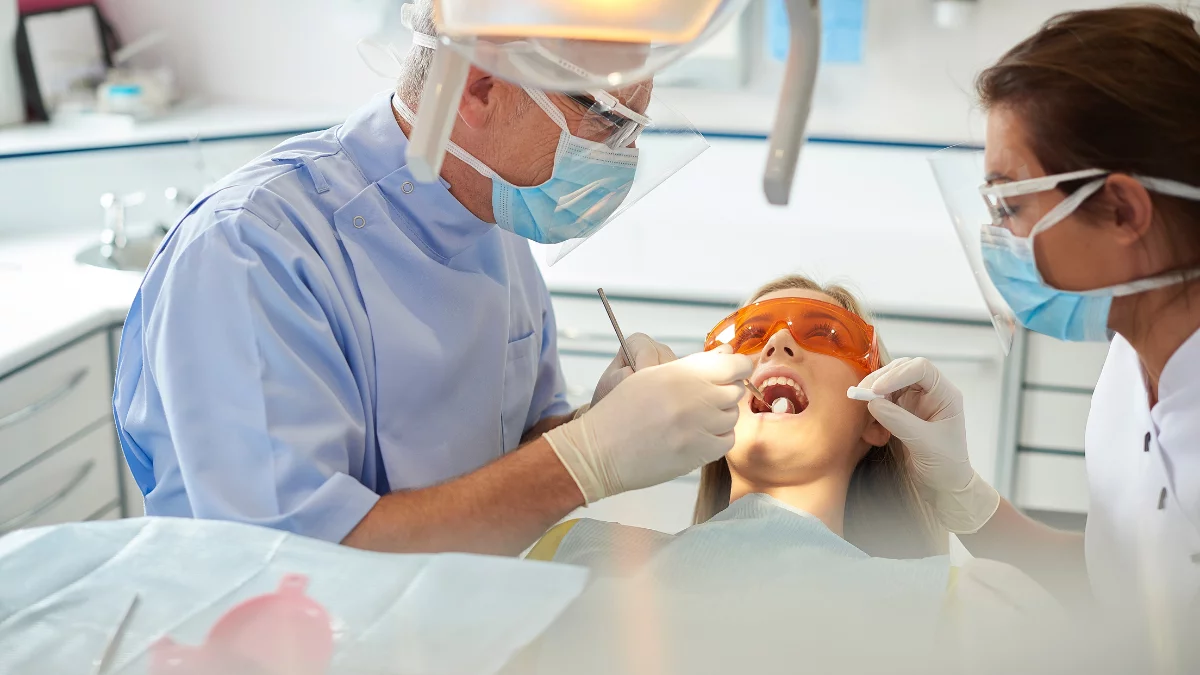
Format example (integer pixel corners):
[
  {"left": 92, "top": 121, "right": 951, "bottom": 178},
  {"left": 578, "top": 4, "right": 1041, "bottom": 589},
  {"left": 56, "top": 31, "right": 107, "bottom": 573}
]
[{"left": 728, "top": 470, "right": 853, "bottom": 536}]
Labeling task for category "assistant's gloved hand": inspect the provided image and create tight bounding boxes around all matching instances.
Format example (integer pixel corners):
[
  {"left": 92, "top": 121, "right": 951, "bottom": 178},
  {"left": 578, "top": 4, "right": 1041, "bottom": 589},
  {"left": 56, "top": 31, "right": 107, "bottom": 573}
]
[
  {"left": 856, "top": 357, "right": 1000, "bottom": 534},
  {"left": 547, "top": 347, "right": 753, "bottom": 504},
  {"left": 589, "top": 333, "right": 678, "bottom": 409}
]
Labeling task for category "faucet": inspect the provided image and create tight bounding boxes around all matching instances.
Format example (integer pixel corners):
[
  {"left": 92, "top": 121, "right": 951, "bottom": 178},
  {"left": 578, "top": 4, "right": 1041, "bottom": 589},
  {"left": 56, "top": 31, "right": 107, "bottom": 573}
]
[{"left": 99, "top": 192, "right": 145, "bottom": 260}]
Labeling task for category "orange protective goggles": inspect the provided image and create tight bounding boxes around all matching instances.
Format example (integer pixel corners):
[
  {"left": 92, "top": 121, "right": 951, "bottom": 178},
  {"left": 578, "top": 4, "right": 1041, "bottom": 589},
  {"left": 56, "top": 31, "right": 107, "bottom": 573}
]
[{"left": 704, "top": 297, "right": 881, "bottom": 374}]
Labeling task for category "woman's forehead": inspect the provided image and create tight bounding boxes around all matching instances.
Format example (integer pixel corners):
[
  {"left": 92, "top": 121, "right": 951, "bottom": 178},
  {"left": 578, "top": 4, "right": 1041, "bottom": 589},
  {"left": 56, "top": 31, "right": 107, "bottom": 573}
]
[{"left": 754, "top": 289, "right": 838, "bottom": 306}]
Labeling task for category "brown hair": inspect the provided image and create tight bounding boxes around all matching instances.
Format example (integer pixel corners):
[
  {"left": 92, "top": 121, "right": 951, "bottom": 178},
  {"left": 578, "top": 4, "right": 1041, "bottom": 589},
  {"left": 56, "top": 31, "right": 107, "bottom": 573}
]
[
  {"left": 976, "top": 6, "right": 1200, "bottom": 253},
  {"left": 692, "top": 275, "right": 946, "bottom": 559}
]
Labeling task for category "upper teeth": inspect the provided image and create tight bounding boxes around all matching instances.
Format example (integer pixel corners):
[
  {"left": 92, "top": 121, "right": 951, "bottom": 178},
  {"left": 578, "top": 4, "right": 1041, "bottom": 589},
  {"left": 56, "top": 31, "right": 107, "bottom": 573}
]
[{"left": 760, "top": 376, "right": 803, "bottom": 397}]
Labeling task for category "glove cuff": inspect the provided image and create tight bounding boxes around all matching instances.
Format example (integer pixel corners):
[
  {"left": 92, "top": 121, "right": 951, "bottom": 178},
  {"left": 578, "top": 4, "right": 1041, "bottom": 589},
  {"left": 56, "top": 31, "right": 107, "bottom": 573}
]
[
  {"left": 931, "top": 471, "right": 1001, "bottom": 535},
  {"left": 544, "top": 418, "right": 610, "bottom": 505}
]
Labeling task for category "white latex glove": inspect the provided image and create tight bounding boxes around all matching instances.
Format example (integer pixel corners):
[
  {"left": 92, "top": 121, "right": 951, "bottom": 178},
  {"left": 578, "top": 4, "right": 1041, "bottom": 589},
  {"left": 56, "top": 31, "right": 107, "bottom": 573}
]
[
  {"left": 589, "top": 333, "right": 678, "bottom": 409},
  {"left": 856, "top": 357, "right": 1000, "bottom": 534},
  {"left": 547, "top": 347, "right": 753, "bottom": 504}
]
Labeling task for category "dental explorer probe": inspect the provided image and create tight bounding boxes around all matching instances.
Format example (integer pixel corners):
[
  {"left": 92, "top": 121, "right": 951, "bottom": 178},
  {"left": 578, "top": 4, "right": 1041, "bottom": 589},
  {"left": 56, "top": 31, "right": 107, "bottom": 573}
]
[{"left": 596, "top": 289, "right": 768, "bottom": 407}]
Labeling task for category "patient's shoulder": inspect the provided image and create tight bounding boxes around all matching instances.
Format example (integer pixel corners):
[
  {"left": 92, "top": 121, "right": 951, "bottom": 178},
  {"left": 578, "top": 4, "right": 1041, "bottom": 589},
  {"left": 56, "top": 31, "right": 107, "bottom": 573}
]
[
  {"left": 526, "top": 520, "right": 583, "bottom": 562},
  {"left": 528, "top": 518, "right": 675, "bottom": 572}
]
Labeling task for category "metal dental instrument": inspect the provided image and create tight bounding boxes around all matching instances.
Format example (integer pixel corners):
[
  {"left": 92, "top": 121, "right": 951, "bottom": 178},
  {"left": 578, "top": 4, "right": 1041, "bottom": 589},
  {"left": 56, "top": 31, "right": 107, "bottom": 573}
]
[
  {"left": 94, "top": 593, "right": 139, "bottom": 675},
  {"left": 746, "top": 381, "right": 768, "bottom": 405},
  {"left": 597, "top": 288, "right": 766, "bottom": 405},
  {"left": 597, "top": 288, "right": 637, "bottom": 371}
]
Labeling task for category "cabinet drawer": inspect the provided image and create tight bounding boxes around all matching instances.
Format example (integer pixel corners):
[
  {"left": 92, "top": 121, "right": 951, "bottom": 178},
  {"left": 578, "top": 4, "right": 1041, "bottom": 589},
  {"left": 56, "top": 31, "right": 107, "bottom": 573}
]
[
  {"left": 0, "top": 333, "right": 111, "bottom": 480},
  {"left": 1014, "top": 451, "right": 1089, "bottom": 513},
  {"left": 1025, "top": 334, "right": 1110, "bottom": 390},
  {"left": 1019, "top": 390, "right": 1091, "bottom": 453},
  {"left": 88, "top": 502, "right": 123, "bottom": 521},
  {"left": 0, "top": 423, "right": 121, "bottom": 534}
]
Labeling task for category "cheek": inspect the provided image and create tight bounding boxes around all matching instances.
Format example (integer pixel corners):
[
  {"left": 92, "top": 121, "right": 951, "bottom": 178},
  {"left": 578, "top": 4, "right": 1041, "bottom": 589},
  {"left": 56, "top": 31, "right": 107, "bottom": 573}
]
[{"left": 1033, "top": 214, "right": 1105, "bottom": 290}]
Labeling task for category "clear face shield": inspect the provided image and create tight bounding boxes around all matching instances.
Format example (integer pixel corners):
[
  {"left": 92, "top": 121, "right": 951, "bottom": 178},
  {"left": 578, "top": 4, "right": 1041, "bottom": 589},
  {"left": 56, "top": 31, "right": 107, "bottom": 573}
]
[
  {"left": 928, "top": 149, "right": 1023, "bottom": 354},
  {"left": 396, "top": 0, "right": 823, "bottom": 259},
  {"left": 376, "top": 5, "right": 710, "bottom": 263}
]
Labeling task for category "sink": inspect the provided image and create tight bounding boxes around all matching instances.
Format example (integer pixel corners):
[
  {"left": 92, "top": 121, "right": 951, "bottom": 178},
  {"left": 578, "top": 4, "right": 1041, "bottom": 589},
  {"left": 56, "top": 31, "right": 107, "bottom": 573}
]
[{"left": 75, "top": 235, "right": 163, "bottom": 272}]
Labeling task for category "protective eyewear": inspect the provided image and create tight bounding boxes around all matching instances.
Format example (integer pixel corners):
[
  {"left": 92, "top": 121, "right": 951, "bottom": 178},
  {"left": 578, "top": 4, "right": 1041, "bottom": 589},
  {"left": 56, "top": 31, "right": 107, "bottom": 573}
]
[
  {"left": 704, "top": 297, "right": 881, "bottom": 374},
  {"left": 565, "top": 91, "right": 651, "bottom": 149}
]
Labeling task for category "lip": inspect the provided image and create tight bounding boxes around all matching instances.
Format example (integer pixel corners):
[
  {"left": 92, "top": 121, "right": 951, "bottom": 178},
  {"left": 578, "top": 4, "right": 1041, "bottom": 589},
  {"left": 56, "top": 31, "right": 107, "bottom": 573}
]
[{"left": 749, "top": 363, "right": 808, "bottom": 415}]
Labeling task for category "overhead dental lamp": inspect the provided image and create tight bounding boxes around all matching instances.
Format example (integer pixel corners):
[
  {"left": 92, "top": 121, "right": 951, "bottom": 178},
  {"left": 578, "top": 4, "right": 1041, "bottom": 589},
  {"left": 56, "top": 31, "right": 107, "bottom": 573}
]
[{"left": 405, "top": 0, "right": 822, "bottom": 206}]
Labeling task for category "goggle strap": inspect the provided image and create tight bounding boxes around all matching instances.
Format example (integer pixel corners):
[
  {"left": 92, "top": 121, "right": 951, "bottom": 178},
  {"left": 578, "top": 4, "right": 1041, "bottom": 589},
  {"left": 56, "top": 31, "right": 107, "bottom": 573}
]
[{"left": 391, "top": 96, "right": 501, "bottom": 181}]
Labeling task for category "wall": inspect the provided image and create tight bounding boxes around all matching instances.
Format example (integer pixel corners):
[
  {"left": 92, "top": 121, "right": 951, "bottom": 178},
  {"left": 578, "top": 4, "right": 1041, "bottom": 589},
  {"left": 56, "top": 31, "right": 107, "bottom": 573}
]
[{"left": 92, "top": 0, "right": 1196, "bottom": 144}]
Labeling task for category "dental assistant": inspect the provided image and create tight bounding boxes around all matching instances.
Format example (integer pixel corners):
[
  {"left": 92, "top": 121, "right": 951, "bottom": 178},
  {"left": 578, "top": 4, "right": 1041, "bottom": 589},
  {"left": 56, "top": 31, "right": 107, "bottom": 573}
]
[
  {"left": 858, "top": 6, "right": 1200, "bottom": 629},
  {"left": 112, "top": 1, "right": 751, "bottom": 555}
]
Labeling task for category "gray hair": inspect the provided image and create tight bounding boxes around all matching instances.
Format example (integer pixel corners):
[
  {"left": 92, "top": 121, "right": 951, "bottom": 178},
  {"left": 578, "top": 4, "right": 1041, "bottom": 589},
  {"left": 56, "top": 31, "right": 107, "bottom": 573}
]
[{"left": 397, "top": 0, "right": 438, "bottom": 107}]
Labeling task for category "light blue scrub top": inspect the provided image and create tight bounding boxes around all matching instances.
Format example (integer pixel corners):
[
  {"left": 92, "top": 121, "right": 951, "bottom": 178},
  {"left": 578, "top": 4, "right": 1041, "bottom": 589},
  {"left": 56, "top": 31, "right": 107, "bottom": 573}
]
[{"left": 113, "top": 91, "right": 572, "bottom": 543}]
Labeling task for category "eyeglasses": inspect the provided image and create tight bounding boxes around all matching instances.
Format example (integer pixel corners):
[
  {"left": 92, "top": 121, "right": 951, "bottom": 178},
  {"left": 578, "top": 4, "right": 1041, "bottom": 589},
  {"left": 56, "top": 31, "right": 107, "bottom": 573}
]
[
  {"left": 565, "top": 91, "right": 651, "bottom": 149},
  {"left": 704, "top": 297, "right": 881, "bottom": 374}
]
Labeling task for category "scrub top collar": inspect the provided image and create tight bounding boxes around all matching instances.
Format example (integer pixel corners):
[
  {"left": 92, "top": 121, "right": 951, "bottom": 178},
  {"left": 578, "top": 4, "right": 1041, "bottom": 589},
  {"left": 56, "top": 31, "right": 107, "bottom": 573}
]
[
  {"left": 1152, "top": 324, "right": 1200, "bottom": 421},
  {"left": 336, "top": 91, "right": 495, "bottom": 261}
]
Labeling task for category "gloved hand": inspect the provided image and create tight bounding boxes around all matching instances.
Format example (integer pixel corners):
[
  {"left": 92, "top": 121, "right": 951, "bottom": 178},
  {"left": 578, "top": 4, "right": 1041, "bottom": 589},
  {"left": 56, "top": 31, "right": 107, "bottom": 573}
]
[
  {"left": 589, "top": 333, "right": 678, "bottom": 409},
  {"left": 856, "top": 357, "right": 1000, "bottom": 534},
  {"left": 547, "top": 347, "right": 753, "bottom": 504}
]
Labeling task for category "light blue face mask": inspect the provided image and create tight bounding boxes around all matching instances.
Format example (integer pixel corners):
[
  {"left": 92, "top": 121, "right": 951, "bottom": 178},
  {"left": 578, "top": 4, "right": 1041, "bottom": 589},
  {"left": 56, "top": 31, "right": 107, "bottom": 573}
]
[
  {"left": 393, "top": 92, "right": 640, "bottom": 245},
  {"left": 980, "top": 172, "right": 1200, "bottom": 342}
]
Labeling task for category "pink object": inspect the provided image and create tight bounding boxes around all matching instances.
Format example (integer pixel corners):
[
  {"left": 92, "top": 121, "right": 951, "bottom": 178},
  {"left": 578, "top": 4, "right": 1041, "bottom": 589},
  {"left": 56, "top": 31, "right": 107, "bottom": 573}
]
[
  {"left": 150, "top": 574, "right": 335, "bottom": 675},
  {"left": 18, "top": 0, "right": 89, "bottom": 12}
]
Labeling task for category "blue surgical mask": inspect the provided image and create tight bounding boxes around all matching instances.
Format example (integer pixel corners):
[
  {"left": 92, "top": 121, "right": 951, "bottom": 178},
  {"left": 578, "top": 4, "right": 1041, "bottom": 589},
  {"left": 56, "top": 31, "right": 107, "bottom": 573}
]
[
  {"left": 393, "top": 93, "right": 639, "bottom": 245},
  {"left": 980, "top": 173, "right": 1200, "bottom": 342}
]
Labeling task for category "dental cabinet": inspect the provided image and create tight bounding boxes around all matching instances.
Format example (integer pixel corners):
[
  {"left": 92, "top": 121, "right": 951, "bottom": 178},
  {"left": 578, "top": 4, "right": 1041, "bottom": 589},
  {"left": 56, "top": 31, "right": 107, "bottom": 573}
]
[{"left": 0, "top": 330, "right": 125, "bottom": 534}]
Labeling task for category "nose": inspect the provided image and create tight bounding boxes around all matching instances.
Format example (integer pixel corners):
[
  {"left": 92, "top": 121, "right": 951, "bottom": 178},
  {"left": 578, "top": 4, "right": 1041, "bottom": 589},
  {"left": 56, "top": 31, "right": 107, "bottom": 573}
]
[{"left": 761, "top": 327, "right": 800, "bottom": 360}]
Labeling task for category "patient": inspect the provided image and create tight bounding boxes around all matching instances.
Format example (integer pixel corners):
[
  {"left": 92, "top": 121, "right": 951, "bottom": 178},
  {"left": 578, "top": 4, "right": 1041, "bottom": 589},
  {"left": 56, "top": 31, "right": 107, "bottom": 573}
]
[
  {"left": 530, "top": 274, "right": 946, "bottom": 567},
  {"left": 516, "top": 277, "right": 1060, "bottom": 674}
]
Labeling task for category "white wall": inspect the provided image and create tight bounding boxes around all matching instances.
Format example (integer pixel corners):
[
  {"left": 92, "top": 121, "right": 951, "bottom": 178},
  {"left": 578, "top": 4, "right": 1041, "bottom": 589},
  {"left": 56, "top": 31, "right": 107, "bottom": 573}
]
[{"left": 93, "top": 0, "right": 1196, "bottom": 144}]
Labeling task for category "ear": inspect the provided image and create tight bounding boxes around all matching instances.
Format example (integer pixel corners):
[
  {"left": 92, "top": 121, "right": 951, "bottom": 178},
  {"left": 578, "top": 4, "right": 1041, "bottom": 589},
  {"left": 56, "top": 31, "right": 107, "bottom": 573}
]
[
  {"left": 1104, "top": 174, "right": 1156, "bottom": 247},
  {"left": 861, "top": 415, "right": 892, "bottom": 450},
  {"left": 458, "top": 66, "right": 495, "bottom": 129}
]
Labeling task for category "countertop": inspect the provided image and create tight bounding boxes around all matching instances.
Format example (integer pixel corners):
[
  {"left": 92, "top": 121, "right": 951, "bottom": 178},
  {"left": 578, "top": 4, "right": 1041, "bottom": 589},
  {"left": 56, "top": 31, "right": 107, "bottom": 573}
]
[
  {"left": 0, "top": 235, "right": 141, "bottom": 378},
  {"left": 0, "top": 140, "right": 991, "bottom": 380}
]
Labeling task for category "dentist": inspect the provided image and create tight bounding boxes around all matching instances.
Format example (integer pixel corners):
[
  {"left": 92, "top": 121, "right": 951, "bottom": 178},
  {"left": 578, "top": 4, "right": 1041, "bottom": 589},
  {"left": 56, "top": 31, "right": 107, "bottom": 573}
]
[{"left": 113, "top": 0, "right": 750, "bottom": 554}]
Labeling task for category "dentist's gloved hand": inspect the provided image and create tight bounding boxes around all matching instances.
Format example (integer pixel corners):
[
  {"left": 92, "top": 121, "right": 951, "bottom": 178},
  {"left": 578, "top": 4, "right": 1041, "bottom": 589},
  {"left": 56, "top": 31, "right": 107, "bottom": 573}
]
[
  {"left": 589, "top": 333, "right": 678, "bottom": 409},
  {"left": 547, "top": 346, "right": 752, "bottom": 504},
  {"left": 856, "top": 357, "right": 1000, "bottom": 534}
]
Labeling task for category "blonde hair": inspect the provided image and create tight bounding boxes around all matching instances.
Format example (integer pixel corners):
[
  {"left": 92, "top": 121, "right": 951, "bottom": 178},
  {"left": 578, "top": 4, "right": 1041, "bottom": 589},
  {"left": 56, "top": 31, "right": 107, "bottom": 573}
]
[{"left": 692, "top": 275, "right": 946, "bottom": 559}]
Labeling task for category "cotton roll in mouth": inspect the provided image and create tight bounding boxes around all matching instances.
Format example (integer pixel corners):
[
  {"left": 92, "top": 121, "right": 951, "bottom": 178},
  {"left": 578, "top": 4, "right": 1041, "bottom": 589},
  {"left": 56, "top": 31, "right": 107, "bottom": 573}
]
[{"left": 846, "top": 386, "right": 884, "bottom": 402}]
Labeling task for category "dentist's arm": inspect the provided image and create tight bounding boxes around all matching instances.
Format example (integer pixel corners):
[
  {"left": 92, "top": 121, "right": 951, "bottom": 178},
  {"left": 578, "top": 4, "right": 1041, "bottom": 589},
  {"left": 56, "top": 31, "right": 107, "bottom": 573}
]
[
  {"left": 858, "top": 358, "right": 1089, "bottom": 606},
  {"left": 345, "top": 349, "right": 751, "bottom": 556}
]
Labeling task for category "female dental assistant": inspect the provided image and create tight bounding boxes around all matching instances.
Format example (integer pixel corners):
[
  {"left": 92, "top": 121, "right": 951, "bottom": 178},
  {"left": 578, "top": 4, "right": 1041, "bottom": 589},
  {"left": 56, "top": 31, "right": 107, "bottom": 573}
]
[
  {"left": 857, "top": 5, "right": 1200, "bottom": 631},
  {"left": 112, "top": 1, "right": 751, "bottom": 555}
]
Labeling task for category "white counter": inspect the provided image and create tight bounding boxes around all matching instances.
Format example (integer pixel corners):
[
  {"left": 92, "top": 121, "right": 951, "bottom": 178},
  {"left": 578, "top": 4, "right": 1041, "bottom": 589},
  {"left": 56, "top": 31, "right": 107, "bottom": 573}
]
[
  {"left": 0, "top": 140, "right": 991, "bottom": 379},
  {"left": 0, "top": 235, "right": 140, "bottom": 377}
]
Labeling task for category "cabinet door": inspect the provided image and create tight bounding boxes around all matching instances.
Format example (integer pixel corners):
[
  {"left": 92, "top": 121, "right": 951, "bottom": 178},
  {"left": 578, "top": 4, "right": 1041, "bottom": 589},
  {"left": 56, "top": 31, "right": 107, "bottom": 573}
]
[
  {"left": 0, "top": 334, "right": 111, "bottom": 481},
  {"left": 0, "top": 423, "right": 121, "bottom": 534}
]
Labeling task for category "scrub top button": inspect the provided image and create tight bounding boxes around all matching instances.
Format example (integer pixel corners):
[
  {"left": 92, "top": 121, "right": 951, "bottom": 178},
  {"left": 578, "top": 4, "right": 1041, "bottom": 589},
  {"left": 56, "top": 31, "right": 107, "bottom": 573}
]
[
  {"left": 1158, "top": 487, "right": 1168, "bottom": 510},
  {"left": 353, "top": 216, "right": 366, "bottom": 229},
  {"left": 1144, "top": 432, "right": 1152, "bottom": 452},
  {"left": 402, "top": 182, "right": 415, "bottom": 194}
]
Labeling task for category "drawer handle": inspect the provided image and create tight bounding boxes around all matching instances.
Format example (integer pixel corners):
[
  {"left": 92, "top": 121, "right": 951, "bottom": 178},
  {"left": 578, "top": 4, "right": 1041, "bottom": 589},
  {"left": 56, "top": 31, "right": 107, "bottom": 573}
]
[
  {"left": 0, "top": 459, "right": 96, "bottom": 534},
  {"left": 0, "top": 368, "right": 89, "bottom": 431}
]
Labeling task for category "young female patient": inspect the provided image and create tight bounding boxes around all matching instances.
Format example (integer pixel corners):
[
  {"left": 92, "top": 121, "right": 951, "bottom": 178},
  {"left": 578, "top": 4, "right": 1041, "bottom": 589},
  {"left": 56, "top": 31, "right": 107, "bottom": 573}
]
[{"left": 530, "top": 274, "right": 945, "bottom": 566}]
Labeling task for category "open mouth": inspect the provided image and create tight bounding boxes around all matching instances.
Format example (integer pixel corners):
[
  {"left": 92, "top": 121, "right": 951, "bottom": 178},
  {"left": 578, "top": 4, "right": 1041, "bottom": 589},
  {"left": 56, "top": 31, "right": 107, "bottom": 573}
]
[{"left": 750, "top": 376, "right": 809, "bottom": 415}]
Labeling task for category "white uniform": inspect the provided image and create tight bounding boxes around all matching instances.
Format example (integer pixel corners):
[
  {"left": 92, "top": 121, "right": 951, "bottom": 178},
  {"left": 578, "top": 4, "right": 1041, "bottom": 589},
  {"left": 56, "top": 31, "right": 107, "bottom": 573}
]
[{"left": 1084, "top": 327, "right": 1200, "bottom": 631}]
